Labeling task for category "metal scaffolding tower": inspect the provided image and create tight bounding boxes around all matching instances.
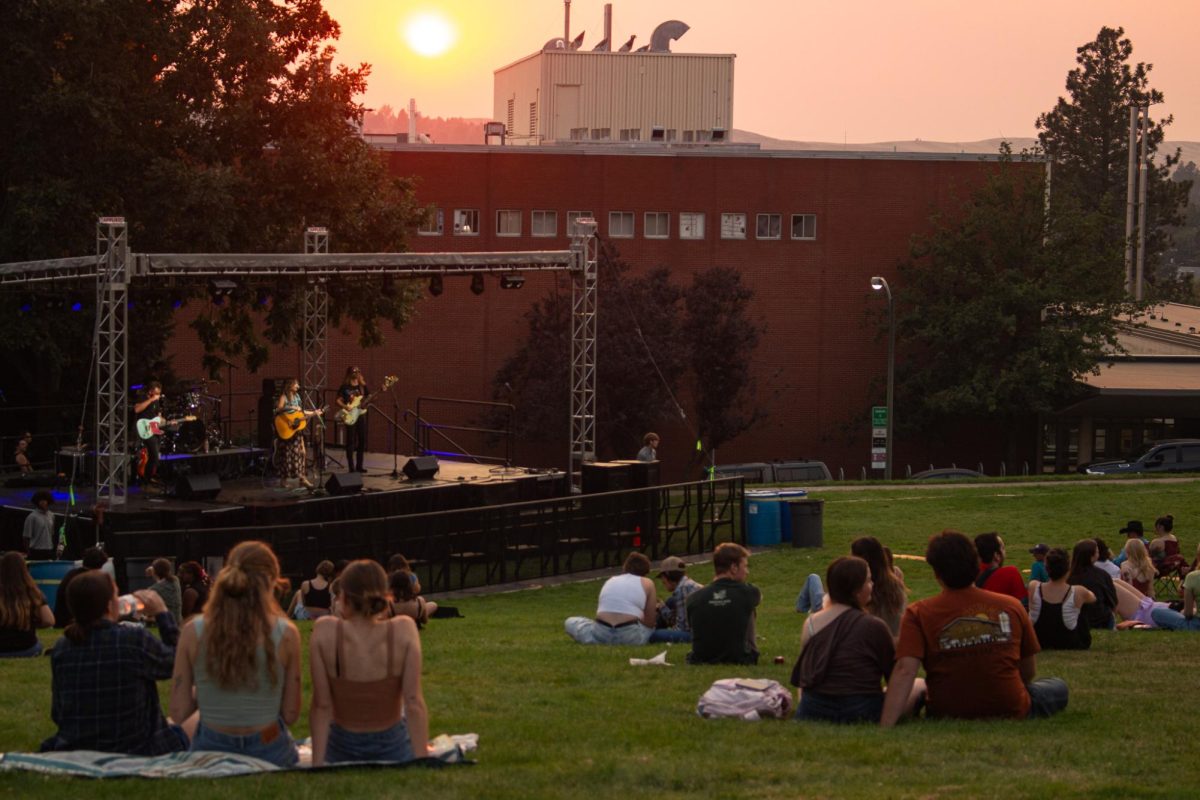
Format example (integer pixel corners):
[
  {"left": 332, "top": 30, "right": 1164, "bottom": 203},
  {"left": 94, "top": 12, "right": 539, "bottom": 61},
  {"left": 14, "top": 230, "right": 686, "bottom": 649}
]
[
  {"left": 302, "top": 227, "right": 329, "bottom": 410},
  {"left": 95, "top": 217, "right": 131, "bottom": 505},
  {"left": 568, "top": 219, "right": 599, "bottom": 477}
]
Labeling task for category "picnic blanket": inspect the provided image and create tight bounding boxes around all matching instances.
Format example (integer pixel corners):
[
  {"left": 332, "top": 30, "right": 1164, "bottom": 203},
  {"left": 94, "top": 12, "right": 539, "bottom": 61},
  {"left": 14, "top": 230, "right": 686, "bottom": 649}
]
[{"left": 0, "top": 733, "right": 478, "bottom": 779}]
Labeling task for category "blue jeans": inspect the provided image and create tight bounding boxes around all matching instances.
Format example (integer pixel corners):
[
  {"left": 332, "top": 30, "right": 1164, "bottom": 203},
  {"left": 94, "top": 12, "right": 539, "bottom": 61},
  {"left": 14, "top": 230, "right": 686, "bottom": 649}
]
[
  {"left": 0, "top": 641, "right": 42, "bottom": 658},
  {"left": 1150, "top": 607, "right": 1200, "bottom": 631},
  {"left": 1026, "top": 678, "right": 1069, "bottom": 718},
  {"left": 649, "top": 628, "right": 692, "bottom": 644},
  {"left": 795, "top": 691, "right": 883, "bottom": 724},
  {"left": 191, "top": 718, "right": 298, "bottom": 767},
  {"left": 325, "top": 720, "right": 414, "bottom": 764},
  {"left": 795, "top": 573, "right": 824, "bottom": 613},
  {"left": 564, "top": 617, "right": 652, "bottom": 645}
]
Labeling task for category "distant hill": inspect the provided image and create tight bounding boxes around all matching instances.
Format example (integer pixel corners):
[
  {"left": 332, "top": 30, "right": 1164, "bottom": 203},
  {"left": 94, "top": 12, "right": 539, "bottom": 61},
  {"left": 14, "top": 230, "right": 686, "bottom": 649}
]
[
  {"left": 363, "top": 106, "right": 491, "bottom": 144},
  {"left": 732, "top": 129, "right": 1200, "bottom": 169}
]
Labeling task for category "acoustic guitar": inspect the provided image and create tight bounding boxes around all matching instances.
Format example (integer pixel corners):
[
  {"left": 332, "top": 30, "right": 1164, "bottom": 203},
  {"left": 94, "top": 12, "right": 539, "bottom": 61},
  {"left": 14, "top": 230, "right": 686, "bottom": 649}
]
[
  {"left": 274, "top": 407, "right": 326, "bottom": 440},
  {"left": 336, "top": 374, "right": 398, "bottom": 426},
  {"left": 136, "top": 415, "right": 197, "bottom": 440}
]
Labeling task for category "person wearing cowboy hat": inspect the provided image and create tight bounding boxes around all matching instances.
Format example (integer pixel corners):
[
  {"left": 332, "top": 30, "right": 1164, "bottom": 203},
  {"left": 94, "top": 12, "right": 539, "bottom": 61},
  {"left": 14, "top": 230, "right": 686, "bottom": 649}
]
[{"left": 1111, "top": 521, "right": 1148, "bottom": 567}]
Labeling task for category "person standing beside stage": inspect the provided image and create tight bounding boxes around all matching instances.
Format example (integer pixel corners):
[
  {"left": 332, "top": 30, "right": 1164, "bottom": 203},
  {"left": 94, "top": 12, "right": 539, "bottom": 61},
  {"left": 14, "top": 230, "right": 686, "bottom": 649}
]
[
  {"left": 274, "top": 378, "right": 315, "bottom": 490},
  {"left": 637, "top": 432, "right": 660, "bottom": 462},
  {"left": 22, "top": 490, "right": 57, "bottom": 561},
  {"left": 133, "top": 381, "right": 165, "bottom": 486},
  {"left": 336, "top": 367, "right": 370, "bottom": 473}
]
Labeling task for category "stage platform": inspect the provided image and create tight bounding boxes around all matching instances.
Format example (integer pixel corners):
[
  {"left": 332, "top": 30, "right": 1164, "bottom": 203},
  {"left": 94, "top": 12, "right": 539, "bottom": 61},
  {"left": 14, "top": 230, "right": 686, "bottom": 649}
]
[{"left": 0, "top": 451, "right": 569, "bottom": 553}]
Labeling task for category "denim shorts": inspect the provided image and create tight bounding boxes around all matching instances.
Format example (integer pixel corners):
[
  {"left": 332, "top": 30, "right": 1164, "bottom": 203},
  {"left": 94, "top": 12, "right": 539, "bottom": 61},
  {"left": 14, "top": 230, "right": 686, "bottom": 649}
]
[
  {"left": 191, "top": 717, "right": 298, "bottom": 767},
  {"left": 794, "top": 690, "right": 884, "bottom": 724},
  {"left": 325, "top": 720, "right": 414, "bottom": 764}
]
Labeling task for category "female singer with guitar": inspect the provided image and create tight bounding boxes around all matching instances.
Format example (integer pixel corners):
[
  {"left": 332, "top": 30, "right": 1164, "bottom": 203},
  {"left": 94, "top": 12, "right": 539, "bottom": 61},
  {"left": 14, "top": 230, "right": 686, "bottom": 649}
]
[
  {"left": 274, "top": 378, "right": 322, "bottom": 490},
  {"left": 336, "top": 367, "right": 370, "bottom": 474}
]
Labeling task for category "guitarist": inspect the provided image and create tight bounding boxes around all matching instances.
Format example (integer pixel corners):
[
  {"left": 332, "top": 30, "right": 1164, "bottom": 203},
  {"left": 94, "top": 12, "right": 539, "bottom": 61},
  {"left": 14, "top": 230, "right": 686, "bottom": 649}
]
[
  {"left": 336, "top": 366, "right": 370, "bottom": 473},
  {"left": 275, "top": 378, "right": 317, "bottom": 489},
  {"left": 133, "top": 381, "right": 165, "bottom": 486}
]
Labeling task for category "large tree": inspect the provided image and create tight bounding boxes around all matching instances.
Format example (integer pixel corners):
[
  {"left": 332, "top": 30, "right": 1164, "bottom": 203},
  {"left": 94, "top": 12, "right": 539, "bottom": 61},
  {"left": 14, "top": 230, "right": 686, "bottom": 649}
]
[
  {"left": 1036, "top": 26, "right": 1190, "bottom": 286},
  {"left": 0, "top": 1, "right": 424, "bottom": 428},
  {"left": 893, "top": 148, "right": 1139, "bottom": 465}
]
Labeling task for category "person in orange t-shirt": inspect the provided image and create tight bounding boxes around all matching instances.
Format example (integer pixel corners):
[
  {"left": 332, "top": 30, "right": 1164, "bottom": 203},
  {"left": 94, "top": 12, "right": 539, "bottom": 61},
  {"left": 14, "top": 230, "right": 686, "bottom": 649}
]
[{"left": 880, "top": 530, "right": 1068, "bottom": 727}]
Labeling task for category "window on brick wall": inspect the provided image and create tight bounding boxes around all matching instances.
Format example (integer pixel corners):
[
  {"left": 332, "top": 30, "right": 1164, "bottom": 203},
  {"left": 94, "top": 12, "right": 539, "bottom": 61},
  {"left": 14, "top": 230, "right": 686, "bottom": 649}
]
[
  {"left": 756, "top": 213, "right": 782, "bottom": 240},
  {"left": 453, "top": 209, "right": 480, "bottom": 235},
  {"left": 532, "top": 210, "right": 557, "bottom": 237},
  {"left": 790, "top": 213, "right": 817, "bottom": 240},
  {"left": 590, "top": 128, "right": 611, "bottom": 141},
  {"left": 567, "top": 211, "right": 595, "bottom": 236},
  {"left": 496, "top": 209, "right": 521, "bottom": 237},
  {"left": 609, "top": 211, "right": 634, "bottom": 238},
  {"left": 418, "top": 208, "right": 444, "bottom": 236},
  {"left": 619, "top": 128, "right": 641, "bottom": 141},
  {"left": 720, "top": 213, "right": 746, "bottom": 239},
  {"left": 570, "top": 127, "right": 588, "bottom": 140},
  {"left": 644, "top": 212, "right": 670, "bottom": 239},
  {"left": 679, "top": 212, "right": 705, "bottom": 239}
]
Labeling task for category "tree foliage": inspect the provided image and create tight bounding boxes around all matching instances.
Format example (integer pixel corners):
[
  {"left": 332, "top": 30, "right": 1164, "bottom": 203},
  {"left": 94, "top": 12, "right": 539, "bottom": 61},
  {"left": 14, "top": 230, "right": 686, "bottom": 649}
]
[
  {"left": 0, "top": 1, "right": 425, "bottom": 417},
  {"left": 894, "top": 148, "right": 1138, "bottom": 447},
  {"left": 1036, "top": 26, "right": 1191, "bottom": 284}
]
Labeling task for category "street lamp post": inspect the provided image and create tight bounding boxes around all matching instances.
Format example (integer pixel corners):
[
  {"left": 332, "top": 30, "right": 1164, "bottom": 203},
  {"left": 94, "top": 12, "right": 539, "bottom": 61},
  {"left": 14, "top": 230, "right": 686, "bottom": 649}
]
[{"left": 870, "top": 276, "right": 894, "bottom": 480}]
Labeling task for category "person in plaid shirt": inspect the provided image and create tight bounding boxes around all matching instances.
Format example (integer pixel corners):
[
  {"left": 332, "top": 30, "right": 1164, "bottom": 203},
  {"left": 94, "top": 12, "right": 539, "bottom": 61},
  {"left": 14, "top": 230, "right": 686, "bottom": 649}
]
[{"left": 41, "top": 571, "right": 191, "bottom": 754}]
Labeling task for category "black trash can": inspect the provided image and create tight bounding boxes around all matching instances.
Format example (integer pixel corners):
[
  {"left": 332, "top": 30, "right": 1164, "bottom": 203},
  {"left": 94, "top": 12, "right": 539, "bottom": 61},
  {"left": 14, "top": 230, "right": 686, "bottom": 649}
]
[{"left": 789, "top": 499, "right": 824, "bottom": 548}]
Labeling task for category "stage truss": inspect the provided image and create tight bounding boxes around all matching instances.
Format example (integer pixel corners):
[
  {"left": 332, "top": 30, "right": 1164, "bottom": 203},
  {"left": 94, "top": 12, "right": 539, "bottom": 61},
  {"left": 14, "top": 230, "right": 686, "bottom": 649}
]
[{"left": 0, "top": 218, "right": 598, "bottom": 504}]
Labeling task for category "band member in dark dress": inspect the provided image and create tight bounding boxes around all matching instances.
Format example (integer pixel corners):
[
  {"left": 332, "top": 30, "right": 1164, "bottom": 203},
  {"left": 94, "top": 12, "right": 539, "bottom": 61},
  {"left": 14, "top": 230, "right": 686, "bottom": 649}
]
[
  {"left": 133, "top": 382, "right": 164, "bottom": 484},
  {"left": 275, "top": 378, "right": 317, "bottom": 490},
  {"left": 336, "top": 367, "right": 370, "bottom": 473}
]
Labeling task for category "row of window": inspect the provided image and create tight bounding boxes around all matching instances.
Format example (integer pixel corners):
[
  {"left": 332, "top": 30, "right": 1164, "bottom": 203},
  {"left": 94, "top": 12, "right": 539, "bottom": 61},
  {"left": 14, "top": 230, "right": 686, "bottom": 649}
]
[{"left": 420, "top": 209, "right": 818, "bottom": 241}]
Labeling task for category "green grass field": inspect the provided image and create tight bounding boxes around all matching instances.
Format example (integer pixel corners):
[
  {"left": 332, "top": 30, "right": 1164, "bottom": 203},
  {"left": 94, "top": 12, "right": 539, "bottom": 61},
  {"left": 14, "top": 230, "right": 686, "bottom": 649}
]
[{"left": 2, "top": 481, "right": 1199, "bottom": 798}]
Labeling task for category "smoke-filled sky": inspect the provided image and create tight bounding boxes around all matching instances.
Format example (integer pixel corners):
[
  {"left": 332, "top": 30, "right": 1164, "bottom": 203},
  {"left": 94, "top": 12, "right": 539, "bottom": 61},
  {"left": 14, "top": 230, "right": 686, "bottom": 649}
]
[{"left": 321, "top": 0, "right": 1199, "bottom": 143}]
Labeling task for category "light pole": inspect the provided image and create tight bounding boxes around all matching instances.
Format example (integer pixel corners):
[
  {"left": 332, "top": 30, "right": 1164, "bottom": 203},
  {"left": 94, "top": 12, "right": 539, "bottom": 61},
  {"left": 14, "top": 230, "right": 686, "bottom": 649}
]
[{"left": 870, "top": 276, "right": 894, "bottom": 480}]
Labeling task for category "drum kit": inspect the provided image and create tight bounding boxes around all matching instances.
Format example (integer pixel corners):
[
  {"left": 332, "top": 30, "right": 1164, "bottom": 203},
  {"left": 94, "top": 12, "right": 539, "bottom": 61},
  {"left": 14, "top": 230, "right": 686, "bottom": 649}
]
[{"left": 161, "top": 378, "right": 226, "bottom": 454}]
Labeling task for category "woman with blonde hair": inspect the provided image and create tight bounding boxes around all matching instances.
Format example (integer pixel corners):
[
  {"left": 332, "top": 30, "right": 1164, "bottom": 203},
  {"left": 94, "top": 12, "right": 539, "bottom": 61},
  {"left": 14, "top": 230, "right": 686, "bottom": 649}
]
[
  {"left": 170, "top": 541, "right": 301, "bottom": 766},
  {"left": 0, "top": 552, "right": 54, "bottom": 657},
  {"left": 310, "top": 559, "right": 428, "bottom": 765},
  {"left": 1119, "top": 538, "right": 1156, "bottom": 597}
]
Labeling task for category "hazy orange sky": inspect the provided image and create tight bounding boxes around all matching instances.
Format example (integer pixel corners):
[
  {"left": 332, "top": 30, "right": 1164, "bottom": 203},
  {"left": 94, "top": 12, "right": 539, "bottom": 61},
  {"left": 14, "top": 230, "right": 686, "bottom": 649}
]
[{"left": 321, "top": 0, "right": 1200, "bottom": 143}]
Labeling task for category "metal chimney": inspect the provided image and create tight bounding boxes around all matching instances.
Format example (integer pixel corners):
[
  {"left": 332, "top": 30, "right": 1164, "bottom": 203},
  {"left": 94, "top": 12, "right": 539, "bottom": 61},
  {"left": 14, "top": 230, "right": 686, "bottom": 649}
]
[
  {"left": 408, "top": 98, "right": 417, "bottom": 143},
  {"left": 604, "top": 3, "right": 612, "bottom": 44}
]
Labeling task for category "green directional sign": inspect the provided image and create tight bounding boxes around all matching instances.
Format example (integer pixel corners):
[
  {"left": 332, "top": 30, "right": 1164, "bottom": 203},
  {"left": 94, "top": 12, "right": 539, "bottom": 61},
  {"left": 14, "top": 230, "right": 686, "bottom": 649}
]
[{"left": 872, "top": 406, "right": 888, "bottom": 427}]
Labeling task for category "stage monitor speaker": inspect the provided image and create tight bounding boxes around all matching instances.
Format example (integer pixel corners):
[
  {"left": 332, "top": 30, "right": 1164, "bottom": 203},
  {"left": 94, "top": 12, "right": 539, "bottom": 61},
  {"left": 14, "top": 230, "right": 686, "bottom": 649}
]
[
  {"left": 176, "top": 472, "right": 221, "bottom": 501},
  {"left": 325, "top": 471, "right": 363, "bottom": 495},
  {"left": 403, "top": 456, "right": 440, "bottom": 481}
]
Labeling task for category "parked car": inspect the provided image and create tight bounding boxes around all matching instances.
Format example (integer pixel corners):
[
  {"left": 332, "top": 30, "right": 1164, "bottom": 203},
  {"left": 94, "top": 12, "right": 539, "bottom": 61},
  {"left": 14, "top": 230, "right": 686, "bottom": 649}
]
[
  {"left": 910, "top": 468, "right": 985, "bottom": 481},
  {"left": 1083, "top": 439, "right": 1200, "bottom": 475},
  {"left": 710, "top": 460, "right": 832, "bottom": 484}
]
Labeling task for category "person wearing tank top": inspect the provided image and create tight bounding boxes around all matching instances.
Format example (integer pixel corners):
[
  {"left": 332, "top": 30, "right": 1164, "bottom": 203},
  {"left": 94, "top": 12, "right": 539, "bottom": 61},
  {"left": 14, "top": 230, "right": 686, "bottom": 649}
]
[
  {"left": 1027, "top": 547, "right": 1096, "bottom": 650},
  {"left": 170, "top": 542, "right": 302, "bottom": 767},
  {"left": 309, "top": 560, "right": 429, "bottom": 764},
  {"left": 564, "top": 552, "right": 657, "bottom": 645}
]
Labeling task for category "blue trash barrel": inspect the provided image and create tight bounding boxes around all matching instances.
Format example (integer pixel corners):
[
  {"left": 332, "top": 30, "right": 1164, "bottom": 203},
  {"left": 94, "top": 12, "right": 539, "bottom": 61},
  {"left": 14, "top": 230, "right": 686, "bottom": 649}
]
[
  {"left": 745, "top": 490, "right": 782, "bottom": 546},
  {"left": 777, "top": 489, "right": 808, "bottom": 543},
  {"left": 28, "top": 560, "right": 77, "bottom": 610}
]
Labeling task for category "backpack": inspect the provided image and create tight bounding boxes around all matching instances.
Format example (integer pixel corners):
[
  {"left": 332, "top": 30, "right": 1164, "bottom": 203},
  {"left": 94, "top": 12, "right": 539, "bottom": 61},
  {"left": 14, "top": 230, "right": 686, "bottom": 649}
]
[{"left": 696, "top": 678, "right": 793, "bottom": 721}]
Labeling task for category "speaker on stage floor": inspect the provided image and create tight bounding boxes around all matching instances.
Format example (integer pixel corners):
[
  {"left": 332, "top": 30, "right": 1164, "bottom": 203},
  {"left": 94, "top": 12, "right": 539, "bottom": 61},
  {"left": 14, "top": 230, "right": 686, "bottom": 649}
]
[
  {"left": 176, "top": 472, "right": 221, "bottom": 501},
  {"left": 325, "top": 471, "right": 363, "bottom": 495},
  {"left": 403, "top": 456, "right": 440, "bottom": 481}
]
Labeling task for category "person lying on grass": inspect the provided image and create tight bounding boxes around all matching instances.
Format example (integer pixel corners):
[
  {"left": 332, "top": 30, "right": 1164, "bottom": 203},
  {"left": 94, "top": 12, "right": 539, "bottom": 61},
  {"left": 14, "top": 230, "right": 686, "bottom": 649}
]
[
  {"left": 564, "top": 552, "right": 657, "bottom": 645},
  {"left": 880, "top": 530, "right": 1068, "bottom": 727}
]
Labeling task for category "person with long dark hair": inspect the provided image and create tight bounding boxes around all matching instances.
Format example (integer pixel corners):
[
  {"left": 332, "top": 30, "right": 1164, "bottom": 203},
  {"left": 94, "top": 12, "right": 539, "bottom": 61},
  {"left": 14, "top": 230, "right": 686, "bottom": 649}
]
[
  {"left": 335, "top": 366, "right": 371, "bottom": 473},
  {"left": 791, "top": 556, "right": 924, "bottom": 724},
  {"left": 1067, "top": 539, "right": 1117, "bottom": 630},
  {"left": 1028, "top": 548, "right": 1095, "bottom": 650},
  {"left": 310, "top": 560, "right": 429, "bottom": 764},
  {"left": 178, "top": 560, "right": 210, "bottom": 619},
  {"left": 42, "top": 572, "right": 189, "bottom": 754},
  {"left": 170, "top": 541, "right": 302, "bottom": 766},
  {"left": 850, "top": 536, "right": 908, "bottom": 636},
  {"left": 0, "top": 552, "right": 54, "bottom": 657},
  {"left": 274, "top": 378, "right": 318, "bottom": 490},
  {"left": 1148, "top": 514, "right": 1178, "bottom": 559}
]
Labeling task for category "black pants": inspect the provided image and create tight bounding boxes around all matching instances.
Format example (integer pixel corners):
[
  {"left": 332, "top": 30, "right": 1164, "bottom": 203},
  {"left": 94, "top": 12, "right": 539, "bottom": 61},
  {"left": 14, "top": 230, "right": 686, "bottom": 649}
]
[
  {"left": 142, "top": 435, "right": 161, "bottom": 481},
  {"left": 344, "top": 417, "right": 367, "bottom": 471}
]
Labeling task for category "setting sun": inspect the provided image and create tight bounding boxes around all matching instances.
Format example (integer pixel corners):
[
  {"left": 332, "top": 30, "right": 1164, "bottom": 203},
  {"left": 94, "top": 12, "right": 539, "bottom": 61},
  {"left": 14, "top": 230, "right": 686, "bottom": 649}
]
[{"left": 404, "top": 12, "right": 456, "bottom": 57}]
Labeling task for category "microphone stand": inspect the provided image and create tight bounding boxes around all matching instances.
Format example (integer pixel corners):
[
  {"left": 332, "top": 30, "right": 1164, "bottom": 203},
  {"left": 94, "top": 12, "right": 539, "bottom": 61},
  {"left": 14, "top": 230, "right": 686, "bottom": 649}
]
[
  {"left": 366, "top": 404, "right": 422, "bottom": 481},
  {"left": 308, "top": 406, "right": 328, "bottom": 496}
]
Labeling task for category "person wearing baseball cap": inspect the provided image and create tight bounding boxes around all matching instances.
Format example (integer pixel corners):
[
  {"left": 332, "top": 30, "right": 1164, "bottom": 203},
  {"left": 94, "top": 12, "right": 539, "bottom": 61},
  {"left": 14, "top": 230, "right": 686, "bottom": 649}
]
[
  {"left": 1028, "top": 544, "right": 1050, "bottom": 584},
  {"left": 650, "top": 556, "right": 702, "bottom": 644}
]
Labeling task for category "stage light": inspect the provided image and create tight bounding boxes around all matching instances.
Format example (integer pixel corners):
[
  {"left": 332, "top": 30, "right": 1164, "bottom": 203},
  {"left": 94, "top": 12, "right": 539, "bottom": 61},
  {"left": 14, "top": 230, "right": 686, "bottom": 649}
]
[
  {"left": 172, "top": 297, "right": 184, "bottom": 309},
  {"left": 256, "top": 288, "right": 271, "bottom": 306},
  {"left": 71, "top": 302, "right": 83, "bottom": 312},
  {"left": 499, "top": 274, "right": 525, "bottom": 290},
  {"left": 209, "top": 279, "right": 236, "bottom": 306},
  {"left": 429, "top": 275, "right": 444, "bottom": 296},
  {"left": 470, "top": 275, "right": 485, "bottom": 295},
  {"left": 19, "top": 303, "right": 31, "bottom": 313}
]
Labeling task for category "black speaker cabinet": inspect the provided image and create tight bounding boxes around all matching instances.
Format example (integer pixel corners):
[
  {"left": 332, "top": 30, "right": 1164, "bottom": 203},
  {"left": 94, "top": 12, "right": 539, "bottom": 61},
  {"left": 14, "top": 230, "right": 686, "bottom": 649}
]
[
  {"left": 403, "top": 456, "right": 440, "bottom": 481},
  {"left": 325, "top": 471, "right": 363, "bottom": 495},
  {"left": 176, "top": 472, "right": 221, "bottom": 501},
  {"left": 612, "top": 459, "right": 660, "bottom": 488},
  {"left": 581, "top": 462, "right": 633, "bottom": 494}
]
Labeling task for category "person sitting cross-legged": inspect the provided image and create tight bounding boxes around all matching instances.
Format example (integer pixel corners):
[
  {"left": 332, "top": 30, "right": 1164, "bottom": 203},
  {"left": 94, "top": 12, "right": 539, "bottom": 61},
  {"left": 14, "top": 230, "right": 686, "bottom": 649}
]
[
  {"left": 880, "top": 530, "right": 1068, "bottom": 727},
  {"left": 649, "top": 556, "right": 703, "bottom": 644},
  {"left": 564, "top": 552, "right": 656, "bottom": 645}
]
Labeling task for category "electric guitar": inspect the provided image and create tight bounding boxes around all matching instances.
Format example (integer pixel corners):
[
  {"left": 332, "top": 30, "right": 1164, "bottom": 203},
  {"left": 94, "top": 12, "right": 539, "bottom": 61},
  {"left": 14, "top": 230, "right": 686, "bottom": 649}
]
[
  {"left": 274, "top": 406, "right": 326, "bottom": 441},
  {"left": 136, "top": 415, "right": 196, "bottom": 440},
  {"left": 337, "top": 375, "right": 398, "bottom": 425}
]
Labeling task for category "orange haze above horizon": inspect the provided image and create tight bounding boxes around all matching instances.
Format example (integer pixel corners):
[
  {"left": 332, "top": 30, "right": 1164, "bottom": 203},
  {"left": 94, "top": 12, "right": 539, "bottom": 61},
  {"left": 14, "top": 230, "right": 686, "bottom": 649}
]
[{"left": 322, "top": 0, "right": 1200, "bottom": 144}]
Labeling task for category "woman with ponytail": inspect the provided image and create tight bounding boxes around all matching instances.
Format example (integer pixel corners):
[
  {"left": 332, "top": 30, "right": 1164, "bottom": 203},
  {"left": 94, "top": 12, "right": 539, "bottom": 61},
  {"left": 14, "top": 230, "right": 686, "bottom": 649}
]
[
  {"left": 170, "top": 541, "right": 302, "bottom": 766},
  {"left": 42, "top": 571, "right": 189, "bottom": 754},
  {"left": 309, "top": 559, "right": 429, "bottom": 765},
  {"left": 0, "top": 552, "right": 53, "bottom": 656}
]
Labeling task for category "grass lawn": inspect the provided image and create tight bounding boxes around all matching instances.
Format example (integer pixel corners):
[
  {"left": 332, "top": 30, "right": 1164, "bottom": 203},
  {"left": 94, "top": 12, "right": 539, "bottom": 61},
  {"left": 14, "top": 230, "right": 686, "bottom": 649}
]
[{"left": 2, "top": 480, "right": 1199, "bottom": 798}]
